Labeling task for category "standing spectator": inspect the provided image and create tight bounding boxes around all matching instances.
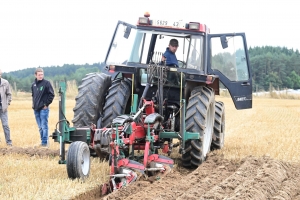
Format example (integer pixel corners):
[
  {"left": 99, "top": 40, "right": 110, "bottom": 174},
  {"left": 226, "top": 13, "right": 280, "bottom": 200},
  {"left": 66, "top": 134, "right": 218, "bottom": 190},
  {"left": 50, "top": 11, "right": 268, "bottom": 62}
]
[
  {"left": 0, "top": 69, "right": 12, "bottom": 146},
  {"left": 31, "top": 68, "right": 55, "bottom": 147}
]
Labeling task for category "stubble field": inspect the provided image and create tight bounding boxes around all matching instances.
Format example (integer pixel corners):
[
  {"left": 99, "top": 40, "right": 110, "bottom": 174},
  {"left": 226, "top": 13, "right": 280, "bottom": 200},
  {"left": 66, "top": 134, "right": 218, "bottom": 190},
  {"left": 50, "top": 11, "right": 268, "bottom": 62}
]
[{"left": 0, "top": 95, "right": 300, "bottom": 199}]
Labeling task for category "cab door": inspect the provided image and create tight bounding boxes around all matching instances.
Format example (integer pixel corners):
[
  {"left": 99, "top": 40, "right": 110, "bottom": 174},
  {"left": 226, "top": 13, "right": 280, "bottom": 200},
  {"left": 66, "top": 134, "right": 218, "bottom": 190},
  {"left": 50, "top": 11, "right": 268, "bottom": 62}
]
[{"left": 207, "top": 33, "right": 252, "bottom": 109}]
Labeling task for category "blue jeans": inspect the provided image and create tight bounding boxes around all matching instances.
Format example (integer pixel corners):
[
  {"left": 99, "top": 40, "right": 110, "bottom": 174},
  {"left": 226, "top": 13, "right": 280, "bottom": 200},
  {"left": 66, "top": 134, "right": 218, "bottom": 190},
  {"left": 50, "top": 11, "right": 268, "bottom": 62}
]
[{"left": 34, "top": 108, "right": 49, "bottom": 145}]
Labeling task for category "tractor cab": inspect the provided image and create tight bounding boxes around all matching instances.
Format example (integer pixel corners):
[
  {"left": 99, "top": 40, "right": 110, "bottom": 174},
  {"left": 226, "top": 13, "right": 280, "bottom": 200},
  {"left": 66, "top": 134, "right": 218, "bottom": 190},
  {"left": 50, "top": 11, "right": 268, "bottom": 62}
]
[{"left": 104, "top": 13, "right": 252, "bottom": 110}]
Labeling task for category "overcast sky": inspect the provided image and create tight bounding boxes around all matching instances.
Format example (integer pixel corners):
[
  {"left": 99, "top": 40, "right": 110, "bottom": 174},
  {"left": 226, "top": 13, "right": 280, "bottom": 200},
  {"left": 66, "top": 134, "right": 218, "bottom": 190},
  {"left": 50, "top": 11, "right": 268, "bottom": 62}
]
[{"left": 0, "top": 0, "right": 299, "bottom": 73}]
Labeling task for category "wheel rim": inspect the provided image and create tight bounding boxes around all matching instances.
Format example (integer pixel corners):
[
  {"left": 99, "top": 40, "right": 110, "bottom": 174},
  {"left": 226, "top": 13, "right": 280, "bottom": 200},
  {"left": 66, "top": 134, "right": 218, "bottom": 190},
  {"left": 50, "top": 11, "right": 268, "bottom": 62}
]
[
  {"left": 81, "top": 148, "right": 90, "bottom": 176},
  {"left": 203, "top": 102, "right": 214, "bottom": 155}
]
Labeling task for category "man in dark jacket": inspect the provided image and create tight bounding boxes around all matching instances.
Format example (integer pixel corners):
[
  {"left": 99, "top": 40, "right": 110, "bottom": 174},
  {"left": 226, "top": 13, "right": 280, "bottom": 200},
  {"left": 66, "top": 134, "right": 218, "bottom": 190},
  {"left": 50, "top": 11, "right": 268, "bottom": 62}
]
[
  {"left": 31, "top": 68, "right": 55, "bottom": 147},
  {"left": 162, "top": 39, "right": 179, "bottom": 67}
]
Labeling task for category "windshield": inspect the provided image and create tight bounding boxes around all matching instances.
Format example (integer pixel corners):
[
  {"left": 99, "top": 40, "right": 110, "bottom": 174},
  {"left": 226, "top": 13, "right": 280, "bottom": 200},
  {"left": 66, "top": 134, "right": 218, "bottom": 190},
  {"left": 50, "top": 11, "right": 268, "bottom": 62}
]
[
  {"left": 106, "top": 24, "right": 138, "bottom": 65},
  {"left": 186, "top": 36, "right": 204, "bottom": 71},
  {"left": 106, "top": 23, "right": 204, "bottom": 72}
]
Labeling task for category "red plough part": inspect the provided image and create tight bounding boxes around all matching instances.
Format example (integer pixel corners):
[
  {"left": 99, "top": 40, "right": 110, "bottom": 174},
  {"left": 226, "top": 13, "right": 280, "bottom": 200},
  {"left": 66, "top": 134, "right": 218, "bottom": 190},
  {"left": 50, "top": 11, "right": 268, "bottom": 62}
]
[{"left": 99, "top": 100, "right": 174, "bottom": 195}]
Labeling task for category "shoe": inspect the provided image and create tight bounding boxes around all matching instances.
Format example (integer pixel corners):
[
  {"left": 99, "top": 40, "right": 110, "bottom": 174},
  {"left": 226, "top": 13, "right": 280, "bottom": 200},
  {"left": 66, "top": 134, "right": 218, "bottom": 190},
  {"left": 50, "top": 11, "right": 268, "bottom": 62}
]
[{"left": 7, "top": 143, "right": 12, "bottom": 147}]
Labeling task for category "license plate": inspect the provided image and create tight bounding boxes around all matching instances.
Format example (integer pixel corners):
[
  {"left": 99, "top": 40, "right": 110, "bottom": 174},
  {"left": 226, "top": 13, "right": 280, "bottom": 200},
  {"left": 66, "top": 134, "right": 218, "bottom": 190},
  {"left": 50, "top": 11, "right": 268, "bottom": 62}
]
[{"left": 152, "top": 19, "right": 185, "bottom": 28}]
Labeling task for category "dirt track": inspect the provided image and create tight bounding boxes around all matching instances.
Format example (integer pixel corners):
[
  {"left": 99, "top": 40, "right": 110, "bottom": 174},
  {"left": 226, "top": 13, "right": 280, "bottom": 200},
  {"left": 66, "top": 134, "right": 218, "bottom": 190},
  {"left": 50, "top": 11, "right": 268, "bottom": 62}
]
[
  {"left": 71, "top": 152, "right": 300, "bottom": 200},
  {"left": 2, "top": 147, "right": 300, "bottom": 199}
]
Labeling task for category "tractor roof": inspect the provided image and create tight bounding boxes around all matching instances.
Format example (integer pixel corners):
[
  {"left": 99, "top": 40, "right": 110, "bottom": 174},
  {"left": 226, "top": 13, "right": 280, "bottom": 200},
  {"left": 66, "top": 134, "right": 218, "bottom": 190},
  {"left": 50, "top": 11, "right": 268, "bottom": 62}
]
[{"left": 135, "top": 12, "right": 210, "bottom": 35}]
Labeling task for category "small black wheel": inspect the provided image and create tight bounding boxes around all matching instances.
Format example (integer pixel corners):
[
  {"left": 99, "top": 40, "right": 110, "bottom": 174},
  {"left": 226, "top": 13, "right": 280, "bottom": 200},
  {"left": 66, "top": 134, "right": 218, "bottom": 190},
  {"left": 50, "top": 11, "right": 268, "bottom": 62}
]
[{"left": 67, "top": 141, "right": 90, "bottom": 179}]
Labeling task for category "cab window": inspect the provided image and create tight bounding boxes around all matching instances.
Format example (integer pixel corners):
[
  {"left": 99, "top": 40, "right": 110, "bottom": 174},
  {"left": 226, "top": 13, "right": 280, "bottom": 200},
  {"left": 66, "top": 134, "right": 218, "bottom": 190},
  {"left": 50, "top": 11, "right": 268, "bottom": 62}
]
[{"left": 211, "top": 36, "right": 249, "bottom": 81}]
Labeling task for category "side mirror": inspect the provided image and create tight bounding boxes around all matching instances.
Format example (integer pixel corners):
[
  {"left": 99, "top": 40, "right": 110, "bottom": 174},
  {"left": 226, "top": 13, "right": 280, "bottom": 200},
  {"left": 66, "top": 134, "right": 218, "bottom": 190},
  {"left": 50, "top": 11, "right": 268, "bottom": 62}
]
[
  {"left": 220, "top": 35, "right": 228, "bottom": 49},
  {"left": 124, "top": 26, "right": 131, "bottom": 39}
]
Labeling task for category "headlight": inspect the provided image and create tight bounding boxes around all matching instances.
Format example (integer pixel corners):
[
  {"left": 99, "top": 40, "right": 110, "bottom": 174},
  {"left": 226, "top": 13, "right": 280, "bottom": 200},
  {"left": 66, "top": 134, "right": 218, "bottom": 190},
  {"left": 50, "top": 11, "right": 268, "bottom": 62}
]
[
  {"left": 189, "top": 22, "right": 200, "bottom": 30},
  {"left": 139, "top": 17, "right": 149, "bottom": 25}
]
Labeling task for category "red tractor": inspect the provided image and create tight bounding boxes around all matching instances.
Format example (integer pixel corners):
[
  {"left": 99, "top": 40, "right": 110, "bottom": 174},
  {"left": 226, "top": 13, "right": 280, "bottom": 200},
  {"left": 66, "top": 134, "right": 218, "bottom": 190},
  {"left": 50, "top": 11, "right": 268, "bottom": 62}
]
[{"left": 51, "top": 13, "right": 252, "bottom": 193}]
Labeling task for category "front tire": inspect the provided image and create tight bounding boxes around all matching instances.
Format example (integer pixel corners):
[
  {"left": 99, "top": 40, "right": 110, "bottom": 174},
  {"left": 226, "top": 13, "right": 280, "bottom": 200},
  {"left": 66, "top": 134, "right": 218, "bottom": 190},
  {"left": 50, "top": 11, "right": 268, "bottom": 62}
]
[
  {"left": 102, "top": 78, "right": 132, "bottom": 128},
  {"left": 67, "top": 141, "right": 90, "bottom": 179},
  {"left": 182, "top": 86, "right": 215, "bottom": 168},
  {"left": 72, "top": 73, "right": 111, "bottom": 127},
  {"left": 211, "top": 101, "right": 225, "bottom": 150}
]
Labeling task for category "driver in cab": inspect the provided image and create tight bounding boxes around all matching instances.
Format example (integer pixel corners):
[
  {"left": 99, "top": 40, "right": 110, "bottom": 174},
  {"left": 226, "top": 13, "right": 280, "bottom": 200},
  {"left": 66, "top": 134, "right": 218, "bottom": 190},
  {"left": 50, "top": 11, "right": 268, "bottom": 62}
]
[{"left": 162, "top": 39, "right": 179, "bottom": 67}]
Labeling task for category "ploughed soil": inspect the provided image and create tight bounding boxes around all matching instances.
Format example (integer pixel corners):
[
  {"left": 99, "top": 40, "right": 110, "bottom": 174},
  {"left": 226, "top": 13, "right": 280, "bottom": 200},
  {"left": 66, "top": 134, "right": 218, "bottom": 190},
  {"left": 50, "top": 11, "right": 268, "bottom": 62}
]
[
  {"left": 0, "top": 146, "right": 60, "bottom": 157},
  {"left": 2, "top": 147, "right": 300, "bottom": 199},
  {"left": 74, "top": 152, "right": 300, "bottom": 200}
]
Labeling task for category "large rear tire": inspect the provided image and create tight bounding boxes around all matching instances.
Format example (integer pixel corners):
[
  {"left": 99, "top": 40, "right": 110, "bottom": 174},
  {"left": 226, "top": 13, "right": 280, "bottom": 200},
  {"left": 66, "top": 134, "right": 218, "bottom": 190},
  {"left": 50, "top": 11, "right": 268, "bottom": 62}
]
[
  {"left": 211, "top": 101, "right": 225, "bottom": 150},
  {"left": 182, "top": 86, "right": 215, "bottom": 168},
  {"left": 67, "top": 141, "right": 90, "bottom": 179},
  {"left": 102, "top": 78, "right": 132, "bottom": 128},
  {"left": 72, "top": 73, "right": 111, "bottom": 127}
]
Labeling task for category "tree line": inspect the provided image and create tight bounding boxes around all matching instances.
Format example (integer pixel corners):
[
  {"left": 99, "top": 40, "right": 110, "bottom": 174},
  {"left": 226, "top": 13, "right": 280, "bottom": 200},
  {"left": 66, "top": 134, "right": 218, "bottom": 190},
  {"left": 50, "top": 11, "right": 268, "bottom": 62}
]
[
  {"left": 3, "top": 63, "right": 106, "bottom": 92},
  {"left": 3, "top": 46, "right": 300, "bottom": 93},
  {"left": 250, "top": 46, "right": 300, "bottom": 91}
]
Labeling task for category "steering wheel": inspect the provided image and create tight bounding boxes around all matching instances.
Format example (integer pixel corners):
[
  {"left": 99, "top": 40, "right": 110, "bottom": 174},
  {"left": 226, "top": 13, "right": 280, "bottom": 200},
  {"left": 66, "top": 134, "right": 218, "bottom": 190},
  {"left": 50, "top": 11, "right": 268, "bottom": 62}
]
[{"left": 177, "top": 60, "right": 186, "bottom": 68}]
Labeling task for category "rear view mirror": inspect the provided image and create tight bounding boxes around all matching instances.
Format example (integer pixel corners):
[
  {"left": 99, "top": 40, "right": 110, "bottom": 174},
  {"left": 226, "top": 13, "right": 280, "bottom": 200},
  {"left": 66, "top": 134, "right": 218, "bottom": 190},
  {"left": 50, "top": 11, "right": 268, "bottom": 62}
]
[
  {"left": 124, "top": 26, "right": 131, "bottom": 39},
  {"left": 220, "top": 35, "right": 228, "bottom": 49}
]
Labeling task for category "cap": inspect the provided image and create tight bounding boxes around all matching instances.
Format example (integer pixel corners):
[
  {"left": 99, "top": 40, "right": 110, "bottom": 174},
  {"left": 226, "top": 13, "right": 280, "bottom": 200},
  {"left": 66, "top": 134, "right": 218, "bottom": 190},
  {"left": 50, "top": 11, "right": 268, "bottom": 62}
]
[{"left": 169, "top": 39, "right": 179, "bottom": 47}]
